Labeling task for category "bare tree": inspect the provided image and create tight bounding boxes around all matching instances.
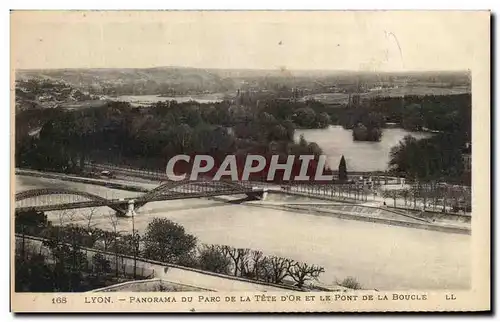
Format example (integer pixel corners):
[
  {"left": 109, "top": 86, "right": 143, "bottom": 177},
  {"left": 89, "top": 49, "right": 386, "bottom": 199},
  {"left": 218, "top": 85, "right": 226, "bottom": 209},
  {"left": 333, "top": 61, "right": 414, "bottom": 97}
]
[
  {"left": 430, "top": 181, "right": 439, "bottom": 211},
  {"left": 56, "top": 209, "right": 69, "bottom": 226},
  {"left": 220, "top": 246, "right": 250, "bottom": 277},
  {"left": 81, "top": 207, "right": 99, "bottom": 231},
  {"left": 287, "top": 262, "right": 325, "bottom": 288},
  {"left": 421, "top": 184, "right": 428, "bottom": 211},
  {"left": 260, "top": 256, "right": 292, "bottom": 284},
  {"left": 410, "top": 183, "right": 419, "bottom": 209},
  {"left": 381, "top": 189, "right": 391, "bottom": 205},
  {"left": 391, "top": 190, "right": 398, "bottom": 207},
  {"left": 65, "top": 209, "right": 78, "bottom": 224},
  {"left": 106, "top": 210, "right": 121, "bottom": 276},
  {"left": 400, "top": 188, "right": 410, "bottom": 208},
  {"left": 90, "top": 228, "right": 110, "bottom": 251},
  {"left": 248, "top": 250, "right": 264, "bottom": 279},
  {"left": 238, "top": 248, "right": 251, "bottom": 277}
]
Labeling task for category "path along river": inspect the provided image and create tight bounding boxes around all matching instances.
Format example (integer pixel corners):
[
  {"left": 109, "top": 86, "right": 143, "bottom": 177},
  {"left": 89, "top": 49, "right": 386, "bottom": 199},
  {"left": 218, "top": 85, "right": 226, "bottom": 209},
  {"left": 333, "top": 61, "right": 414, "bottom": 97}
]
[{"left": 15, "top": 175, "right": 470, "bottom": 291}]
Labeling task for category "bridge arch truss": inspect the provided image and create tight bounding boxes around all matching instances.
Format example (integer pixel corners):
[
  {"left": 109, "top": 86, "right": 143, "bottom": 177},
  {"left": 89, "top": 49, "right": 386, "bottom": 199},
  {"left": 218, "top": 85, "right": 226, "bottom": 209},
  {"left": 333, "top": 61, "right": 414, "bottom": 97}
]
[{"left": 15, "top": 188, "right": 129, "bottom": 214}]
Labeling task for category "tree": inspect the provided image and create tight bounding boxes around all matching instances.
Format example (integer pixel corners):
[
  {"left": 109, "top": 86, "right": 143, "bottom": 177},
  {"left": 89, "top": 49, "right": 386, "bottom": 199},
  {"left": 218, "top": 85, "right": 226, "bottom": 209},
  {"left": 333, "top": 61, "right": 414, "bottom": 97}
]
[
  {"left": 92, "top": 253, "right": 111, "bottom": 281},
  {"left": 260, "top": 256, "right": 292, "bottom": 284},
  {"left": 387, "top": 190, "right": 398, "bottom": 207},
  {"left": 197, "top": 244, "right": 231, "bottom": 274},
  {"left": 338, "top": 276, "right": 362, "bottom": 290},
  {"left": 307, "top": 142, "right": 323, "bottom": 156},
  {"left": 298, "top": 134, "right": 308, "bottom": 147},
  {"left": 49, "top": 243, "right": 88, "bottom": 291},
  {"left": 15, "top": 209, "right": 49, "bottom": 235},
  {"left": 105, "top": 211, "right": 121, "bottom": 276},
  {"left": 352, "top": 122, "right": 382, "bottom": 142},
  {"left": 338, "top": 155, "right": 348, "bottom": 182},
  {"left": 381, "top": 189, "right": 391, "bottom": 204},
  {"left": 287, "top": 262, "right": 325, "bottom": 288},
  {"left": 219, "top": 246, "right": 250, "bottom": 277},
  {"left": 401, "top": 103, "right": 424, "bottom": 131},
  {"left": 15, "top": 252, "right": 54, "bottom": 292},
  {"left": 80, "top": 207, "right": 98, "bottom": 232},
  {"left": 389, "top": 135, "right": 419, "bottom": 177},
  {"left": 352, "top": 123, "right": 369, "bottom": 141},
  {"left": 143, "top": 218, "right": 197, "bottom": 264},
  {"left": 247, "top": 250, "right": 265, "bottom": 280},
  {"left": 293, "top": 107, "right": 317, "bottom": 128},
  {"left": 389, "top": 133, "right": 466, "bottom": 183},
  {"left": 316, "top": 112, "right": 331, "bottom": 128},
  {"left": 400, "top": 188, "right": 411, "bottom": 207}
]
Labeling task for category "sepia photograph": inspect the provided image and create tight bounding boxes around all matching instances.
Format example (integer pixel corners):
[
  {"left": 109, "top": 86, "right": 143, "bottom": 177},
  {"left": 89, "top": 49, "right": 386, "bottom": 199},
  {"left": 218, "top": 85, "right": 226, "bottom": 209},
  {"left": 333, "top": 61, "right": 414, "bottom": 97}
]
[{"left": 9, "top": 10, "right": 490, "bottom": 312}]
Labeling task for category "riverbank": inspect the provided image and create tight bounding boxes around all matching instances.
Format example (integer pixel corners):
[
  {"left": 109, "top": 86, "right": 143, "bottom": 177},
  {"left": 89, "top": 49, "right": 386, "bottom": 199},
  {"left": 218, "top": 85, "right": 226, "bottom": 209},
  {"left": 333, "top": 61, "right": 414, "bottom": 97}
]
[{"left": 256, "top": 202, "right": 470, "bottom": 235}]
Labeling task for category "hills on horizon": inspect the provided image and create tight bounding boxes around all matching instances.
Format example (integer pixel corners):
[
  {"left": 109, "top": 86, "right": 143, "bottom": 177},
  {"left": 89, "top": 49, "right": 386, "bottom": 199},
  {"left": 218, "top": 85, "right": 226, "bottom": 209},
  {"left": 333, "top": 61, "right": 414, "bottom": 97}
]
[
  {"left": 15, "top": 66, "right": 471, "bottom": 98},
  {"left": 17, "top": 65, "right": 471, "bottom": 76}
]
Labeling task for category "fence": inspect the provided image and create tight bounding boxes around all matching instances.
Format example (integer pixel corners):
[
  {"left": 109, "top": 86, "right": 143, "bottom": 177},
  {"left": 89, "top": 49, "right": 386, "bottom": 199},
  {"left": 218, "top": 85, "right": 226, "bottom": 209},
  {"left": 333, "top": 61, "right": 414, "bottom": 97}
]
[{"left": 283, "top": 183, "right": 369, "bottom": 202}]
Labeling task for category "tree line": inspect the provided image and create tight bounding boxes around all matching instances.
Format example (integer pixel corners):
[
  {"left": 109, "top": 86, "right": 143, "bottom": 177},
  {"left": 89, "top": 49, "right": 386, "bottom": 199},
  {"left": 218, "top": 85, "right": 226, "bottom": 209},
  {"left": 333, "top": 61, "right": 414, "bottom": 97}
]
[
  {"left": 15, "top": 210, "right": 329, "bottom": 291},
  {"left": 15, "top": 99, "right": 336, "bottom": 181},
  {"left": 16, "top": 77, "right": 471, "bottom": 184},
  {"left": 15, "top": 210, "right": 141, "bottom": 292},
  {"left": 388, "top": 133, "right": 470, "bottom": 185},
  {"left": 380, "top": 181, "right": 471, "bottom": 213}
]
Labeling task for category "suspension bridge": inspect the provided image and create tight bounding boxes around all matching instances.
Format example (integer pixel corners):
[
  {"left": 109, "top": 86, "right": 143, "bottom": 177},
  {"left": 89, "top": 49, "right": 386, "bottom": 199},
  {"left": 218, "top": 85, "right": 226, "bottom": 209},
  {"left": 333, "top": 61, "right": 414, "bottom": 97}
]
[{"left": 15, "top": 179, "right": 265, "bottom": 216}]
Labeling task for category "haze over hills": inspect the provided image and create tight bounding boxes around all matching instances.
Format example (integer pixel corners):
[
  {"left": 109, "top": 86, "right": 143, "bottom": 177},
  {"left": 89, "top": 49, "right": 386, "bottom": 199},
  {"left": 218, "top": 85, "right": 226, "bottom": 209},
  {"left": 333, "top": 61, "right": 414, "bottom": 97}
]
[
  {"left": 16, "top": 66, "right": 471, "bottom": 99},
  {"left": 16, "top": 66, "right": 471, "bottom": 80},
  {"left": 16, "top": 67, "right": 471, "bottom": 83}
]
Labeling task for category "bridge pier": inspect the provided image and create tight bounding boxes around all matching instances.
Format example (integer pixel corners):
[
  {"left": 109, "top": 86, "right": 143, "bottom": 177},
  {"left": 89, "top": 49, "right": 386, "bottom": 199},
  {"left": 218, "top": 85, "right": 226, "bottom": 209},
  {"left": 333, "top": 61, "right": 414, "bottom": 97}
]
[
  {"left": 125, "top": 199, "right": 137, "bottom": 218},
  {"left": 262, "top": 188, "right": 268, "bottom": 201},
  {"left": 245, "top": 188, "right": 268, "bottom": 201},
  {"left": 115, "top": 208, "right": 129, "bottom": 217}
]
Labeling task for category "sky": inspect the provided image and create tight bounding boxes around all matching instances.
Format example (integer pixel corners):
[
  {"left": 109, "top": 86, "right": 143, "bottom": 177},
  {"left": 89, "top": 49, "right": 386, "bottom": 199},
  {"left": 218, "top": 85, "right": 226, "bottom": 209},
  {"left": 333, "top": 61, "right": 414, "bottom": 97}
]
[{"left": 11, "top": 11, "right": 489, "bottom": 71}]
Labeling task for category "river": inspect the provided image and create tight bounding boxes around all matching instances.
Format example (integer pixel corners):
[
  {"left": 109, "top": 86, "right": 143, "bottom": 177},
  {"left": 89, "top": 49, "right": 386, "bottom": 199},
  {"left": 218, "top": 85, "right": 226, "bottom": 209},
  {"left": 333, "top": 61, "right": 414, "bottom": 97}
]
[
  {"left": 295, "top": 125, "right": 433, "bottom": 172},
  {"left": 15, "top": 175, "right": 470, "bottom": 291},
  {"left": 111, "top": 94, "right": 224, "bottom": 106}
]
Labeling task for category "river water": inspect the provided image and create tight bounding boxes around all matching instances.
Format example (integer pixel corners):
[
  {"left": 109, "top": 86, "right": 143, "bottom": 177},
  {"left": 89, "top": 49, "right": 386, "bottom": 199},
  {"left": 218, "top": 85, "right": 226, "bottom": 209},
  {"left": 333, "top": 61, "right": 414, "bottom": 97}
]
[
  {"left": 295, "top": 126, "right": 432, "bottom": 172},
  {"left": 15, "top": 175, "right": 470, "bottom": 291},
  {"left": 112, "top": 94, "right": 224, "bottom": 105}
]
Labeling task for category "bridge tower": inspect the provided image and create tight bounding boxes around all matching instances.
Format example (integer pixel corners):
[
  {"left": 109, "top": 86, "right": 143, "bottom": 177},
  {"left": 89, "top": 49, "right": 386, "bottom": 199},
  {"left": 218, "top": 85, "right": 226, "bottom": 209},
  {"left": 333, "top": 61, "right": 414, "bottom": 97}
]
[
  {"left": 262, "top": 188, "right": 268, "bottom": 201},
  {"left": 126, "top": 199, "right": 137, "bottom": 218}
]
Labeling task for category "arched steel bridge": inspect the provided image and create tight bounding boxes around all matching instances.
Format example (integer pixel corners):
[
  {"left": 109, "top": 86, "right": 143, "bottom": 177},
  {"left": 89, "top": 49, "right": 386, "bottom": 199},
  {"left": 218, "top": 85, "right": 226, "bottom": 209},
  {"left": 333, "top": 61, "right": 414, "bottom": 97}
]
[{"left": 15, "top": 179, "right": 263, "bottom": 216}]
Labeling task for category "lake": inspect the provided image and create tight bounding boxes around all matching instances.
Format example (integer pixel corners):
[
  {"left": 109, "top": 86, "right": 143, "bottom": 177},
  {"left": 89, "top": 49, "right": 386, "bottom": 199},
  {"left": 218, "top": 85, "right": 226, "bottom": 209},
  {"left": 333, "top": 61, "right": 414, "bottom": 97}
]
[{"left": 296, "top": 125, "right": 433, "bottom": 172}]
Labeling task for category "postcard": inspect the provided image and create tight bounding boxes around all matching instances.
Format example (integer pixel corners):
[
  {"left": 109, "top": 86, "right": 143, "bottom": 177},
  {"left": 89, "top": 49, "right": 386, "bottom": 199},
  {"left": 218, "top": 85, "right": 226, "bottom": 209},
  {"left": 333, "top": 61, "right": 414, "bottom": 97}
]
[{"left": 10, "top": 10, "right": 490, "bottom": 312}]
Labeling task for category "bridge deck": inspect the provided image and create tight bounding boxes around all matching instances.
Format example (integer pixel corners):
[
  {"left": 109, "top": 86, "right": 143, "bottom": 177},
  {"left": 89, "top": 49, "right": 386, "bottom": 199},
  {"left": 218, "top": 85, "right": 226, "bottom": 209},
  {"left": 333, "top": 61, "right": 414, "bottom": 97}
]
[{"left": 15, "top": 184, "right": 262, "bottom": 214}]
